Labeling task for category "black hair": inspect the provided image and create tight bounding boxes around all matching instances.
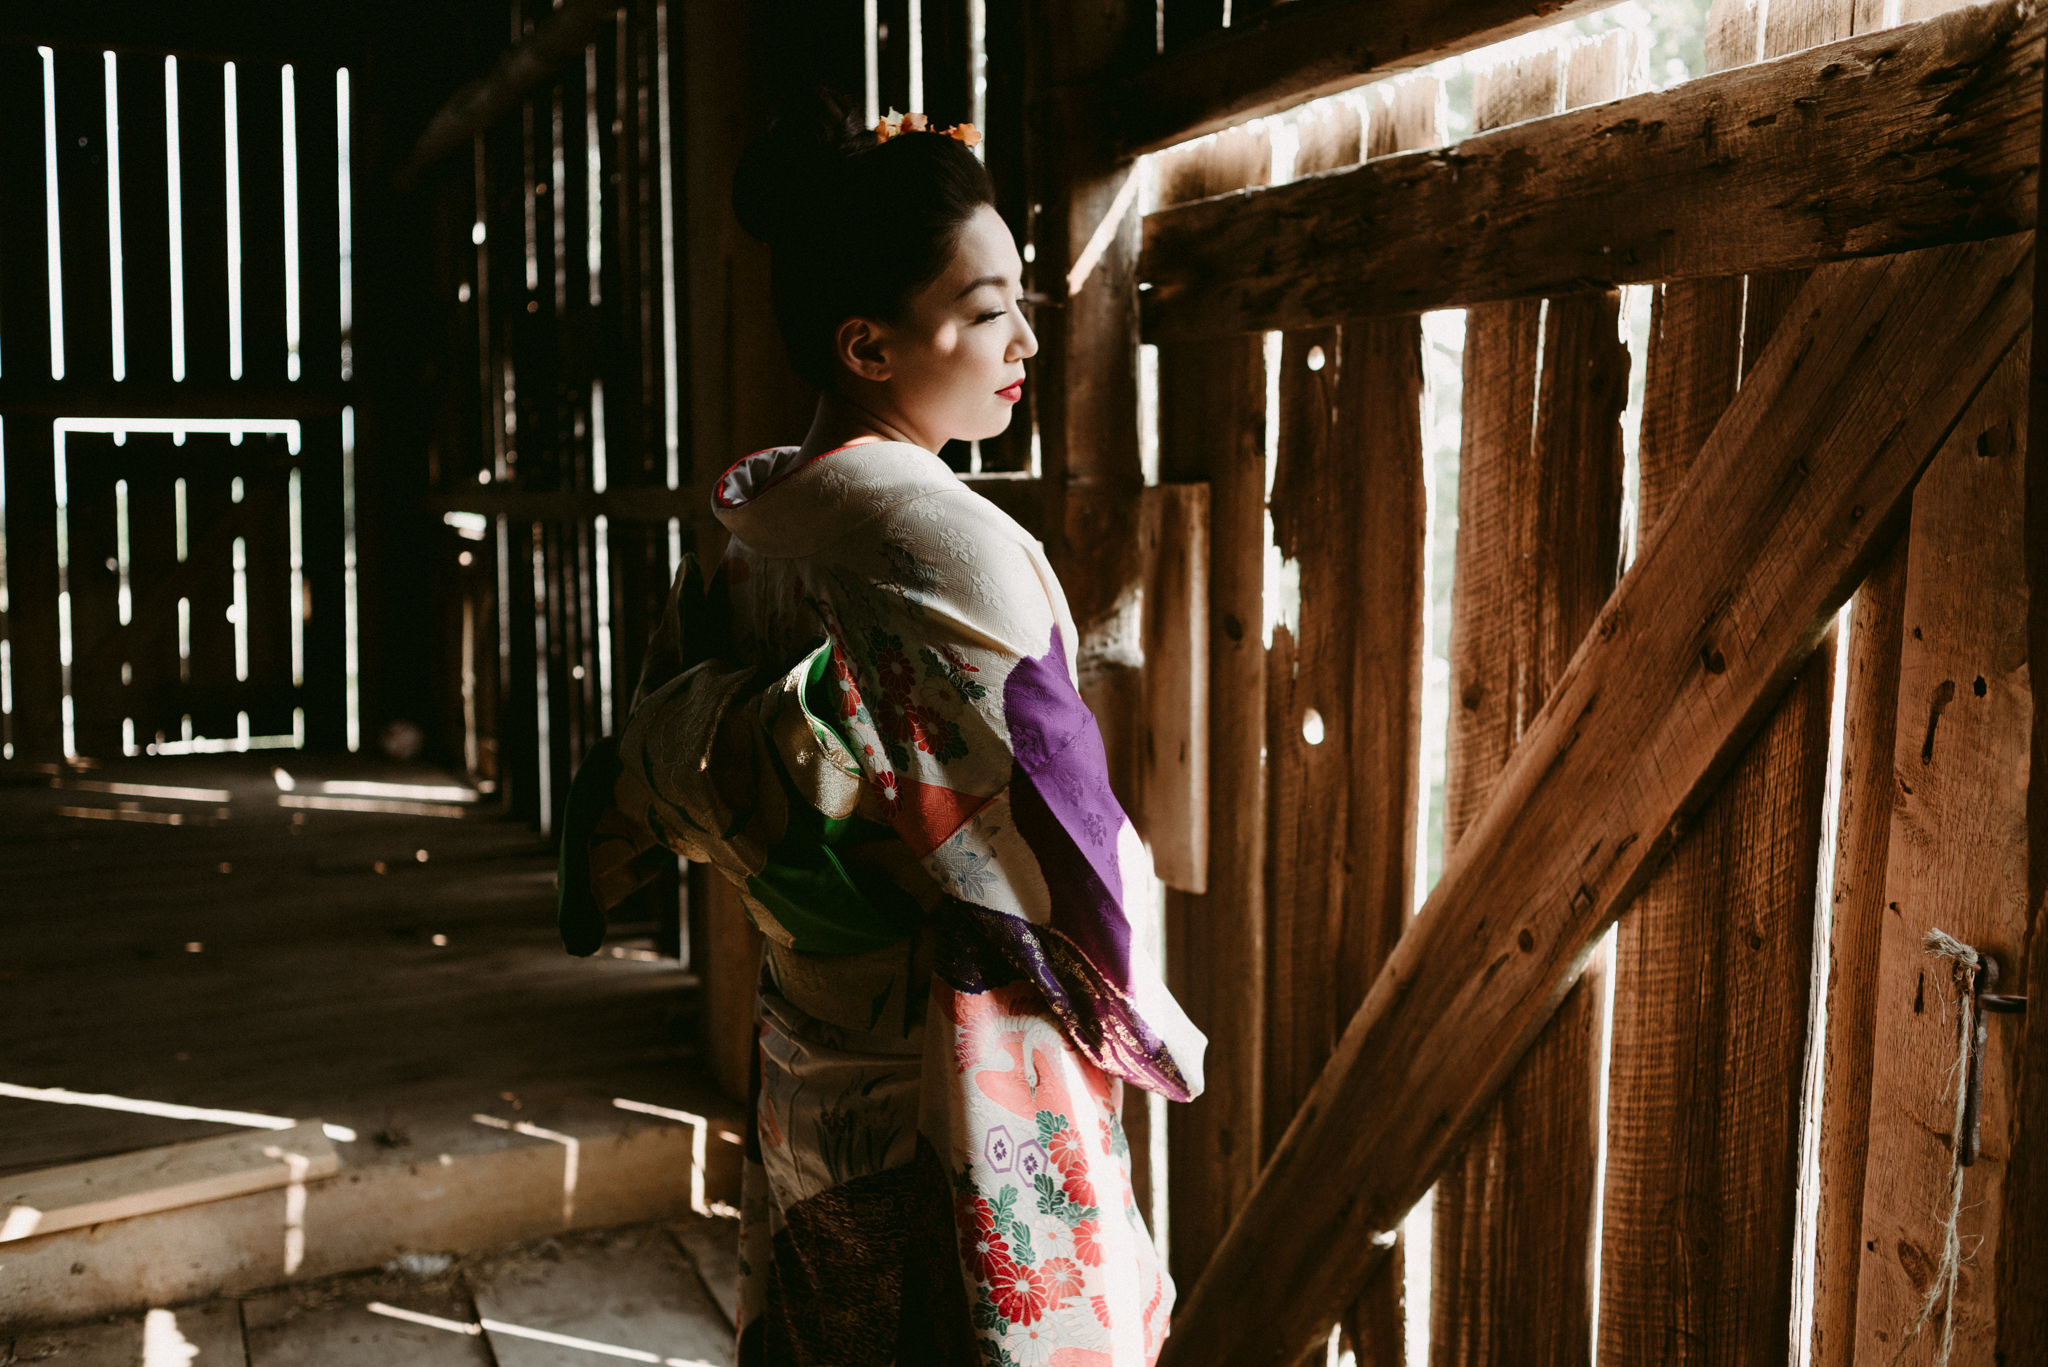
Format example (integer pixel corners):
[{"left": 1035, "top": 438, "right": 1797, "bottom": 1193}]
[{"left": 731, "top": 86, "right": 999, "bottom": 390}]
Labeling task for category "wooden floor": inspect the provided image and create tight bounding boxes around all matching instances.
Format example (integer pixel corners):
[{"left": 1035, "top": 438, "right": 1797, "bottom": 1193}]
[
  {"left": 0, "top": 753, "right": 746, "bottom": 1329},
  {"left": 0, "top": 753, "right": 731, "bottom": 1178},
  {"left": 4, "top": 1218, "right": 740, "bottom": 1365}
]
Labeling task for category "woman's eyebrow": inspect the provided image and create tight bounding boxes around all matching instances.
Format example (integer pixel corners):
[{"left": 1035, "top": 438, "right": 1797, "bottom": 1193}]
[{"left": 952, "top": 273, "right": 1014, "bottom": 301}]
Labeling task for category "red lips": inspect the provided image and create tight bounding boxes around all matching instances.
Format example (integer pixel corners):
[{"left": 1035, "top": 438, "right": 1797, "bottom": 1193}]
[{"left": 996, "top": 380, "right": 1025, "bottom": 403}]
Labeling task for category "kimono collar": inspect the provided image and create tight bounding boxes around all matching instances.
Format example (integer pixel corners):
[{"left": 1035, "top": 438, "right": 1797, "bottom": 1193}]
[{"left": 713, "top": 439, "right": 966, "bottom": 558}]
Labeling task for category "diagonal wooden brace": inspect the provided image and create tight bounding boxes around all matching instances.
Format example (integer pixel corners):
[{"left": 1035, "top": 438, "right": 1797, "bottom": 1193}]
[{"left": 1157, "top": 233, "right": 2036, "bottom": 1367}]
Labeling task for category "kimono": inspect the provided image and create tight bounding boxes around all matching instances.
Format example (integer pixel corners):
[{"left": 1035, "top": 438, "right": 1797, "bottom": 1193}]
[{"left": 558, "top": 437, "right": 1206, "bottom": 1366}]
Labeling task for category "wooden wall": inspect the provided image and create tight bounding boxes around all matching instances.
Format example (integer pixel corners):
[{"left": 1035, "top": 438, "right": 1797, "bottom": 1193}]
[{"left": 1112, "top": 0, "right": 2045, "bottom": 1363}]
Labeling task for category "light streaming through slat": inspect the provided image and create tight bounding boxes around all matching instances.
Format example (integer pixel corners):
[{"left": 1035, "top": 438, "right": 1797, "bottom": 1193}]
[
  {"left": 584, "top": 45, "right": 602, "bottom": 308},
  {"left": 282, "top": 64, "right": 302, "bottom": 381},
  {"left": 338, "top": 68, "right": 354, "bottom": 381},
  {"left": 224, "top": 62, "right": 243, "bottom": 381},
  {"left": 166, "top": 57, "right": 186, "bottom": 380},
  {"left": 343, "top": 404, "right": 361, "bottom": 752},
  {"left": 40, "top": 47, "right": 65, "bottom": 381},
  {"left": 104, "top": 53, "right": 126, "bottom": 382}
]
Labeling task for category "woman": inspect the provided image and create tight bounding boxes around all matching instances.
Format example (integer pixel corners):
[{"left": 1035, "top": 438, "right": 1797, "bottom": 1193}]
[{"left": 558, "top": 90, "right": 1205, "bottom": 1365}]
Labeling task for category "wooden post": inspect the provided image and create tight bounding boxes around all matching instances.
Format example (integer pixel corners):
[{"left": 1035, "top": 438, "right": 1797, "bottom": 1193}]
[
  {"left": 1429, "top": 36, "right": 1630, "bottom": 1367},
  {"left": 1999, "top": 40, "right": 2048, "bottom": 1344},
  {"left": 1848, "top": 341, "right": 2033, "bottom": 1366},
  {"left": 1260, "top": 76, "right": 1438, "bottom": 1367},
  {"left": 1151, "top": 121, "right": 1273, "bottom": 1292},
  {"left": 1808, "top": 534, "right": 1910, "bottom": 1367}
]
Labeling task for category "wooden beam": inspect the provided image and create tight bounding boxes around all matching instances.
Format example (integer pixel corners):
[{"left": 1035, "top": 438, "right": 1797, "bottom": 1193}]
[
  {"left": 398, "top": 0, "right": 622, "bottom": 190},
  {"left": 1154, "top": 234, "right": 2035, "bottom": 1367},
  {"left": 2, "top": 1121, "right": 338, "bottom": 1241},
  {"left": 1102, "top": 0, "right": 1617, "bottom": 158},
  {"left": 0, "top": 381, "right": 350, "bottom": 420},
  {"left": 1138, "top": 0, "right": 2041, "bottom": 340}
]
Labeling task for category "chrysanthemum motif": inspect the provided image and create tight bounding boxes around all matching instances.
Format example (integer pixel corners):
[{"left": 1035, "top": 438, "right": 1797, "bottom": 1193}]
[
  {"left": 1072, "top": 1219, "right": 1106, "bottom": 1267},
  {"left": 989, "top": 1258, "right": 1051, "bottom": 1326},
  {"left": 1040, "top": 1255, "right": 1085, "bottom": 1302}
]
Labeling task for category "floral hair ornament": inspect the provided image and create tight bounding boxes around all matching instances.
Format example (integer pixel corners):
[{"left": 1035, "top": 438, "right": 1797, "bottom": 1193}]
[{"left": 873, "top": 107, "right": 983, "bottom": 148}]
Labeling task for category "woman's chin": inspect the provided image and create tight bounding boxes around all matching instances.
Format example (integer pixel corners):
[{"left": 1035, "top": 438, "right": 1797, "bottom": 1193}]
[{"left": 975, "top": 404, "right": 1017, "bottom": 442}]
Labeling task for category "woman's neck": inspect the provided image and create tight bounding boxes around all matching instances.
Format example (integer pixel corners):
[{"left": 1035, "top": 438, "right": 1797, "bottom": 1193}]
[{"left": 796, "top": 390, "right": 931, "bottom": 460}]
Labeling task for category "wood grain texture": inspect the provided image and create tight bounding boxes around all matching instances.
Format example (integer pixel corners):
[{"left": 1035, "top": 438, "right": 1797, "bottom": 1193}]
[
  {"left": 1106, "top": 0, "right": 1616, "bottom": 156},
  {"left": 1851, "top": 341, "right": 2032, "bottom": 1367},
  {"left": 3, "top": 1120, "right": 338, "bottom": 1240},
  {"left": 1025, "top": 0, "right": 1152, "bottom": 632},
  {"left": 1138, "top": 0, "right": 2042, "bottom": 340},
  {"left": 1996, "top": 191, "right": 2048, "bottom": 1357},
  {"left": 1428, "top": 36, "right": 1630, "bottom": 1367},
  {"left": 1598, "top": 0, "right": 1854, "bottom": 1354},
  {"left": 1810, "top": 534, "right": 1911, "bottom": 1367},
  {"left": 1152, "top": 118, "right": 1275, "bottom": 1295},
  {"left": 1155, "top": 235, "right": 2036, "bottom": 1367},
  {"left": 1137, "top": 483, "right": 1210, "bottom": 894},
  {"left": 1259, "top": 79, "right": 1436, "bottom": 1367}
]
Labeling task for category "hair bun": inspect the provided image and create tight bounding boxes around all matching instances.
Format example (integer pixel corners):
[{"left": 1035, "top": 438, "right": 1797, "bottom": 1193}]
[{"left": 732, "top": 86, "right": 872, "bottom": 246}]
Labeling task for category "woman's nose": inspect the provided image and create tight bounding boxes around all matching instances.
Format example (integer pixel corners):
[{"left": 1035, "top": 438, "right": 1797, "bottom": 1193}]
[{"left": 1013, "top": 317, "right": 1039, "bottom": 360}]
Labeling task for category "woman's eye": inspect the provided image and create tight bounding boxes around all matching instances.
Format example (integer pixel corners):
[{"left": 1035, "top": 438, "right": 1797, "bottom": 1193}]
[{"left": 976, "top": 309, "right": 1006, "bottom": 324}]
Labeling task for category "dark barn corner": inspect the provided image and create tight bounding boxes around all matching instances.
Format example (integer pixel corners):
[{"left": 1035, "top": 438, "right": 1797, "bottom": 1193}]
[{"left": 2, "top": 0, "right": 2045, "bottom": 1362}]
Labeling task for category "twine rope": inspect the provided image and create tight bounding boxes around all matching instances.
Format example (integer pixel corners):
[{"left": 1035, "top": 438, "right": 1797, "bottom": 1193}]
[{"left": 1885, "top": 928, "right": 1980, "bottom": 1367}]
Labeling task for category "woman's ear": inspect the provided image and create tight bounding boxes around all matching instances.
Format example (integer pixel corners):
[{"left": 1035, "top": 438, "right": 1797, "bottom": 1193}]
[{"left": 836, "top": 316, "right": 893, "bottom": 383}]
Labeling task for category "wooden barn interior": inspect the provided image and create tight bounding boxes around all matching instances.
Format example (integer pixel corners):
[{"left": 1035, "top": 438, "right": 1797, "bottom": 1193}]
[{"left": 3, "top": 0, "right": 2045, "bottom": 1361}]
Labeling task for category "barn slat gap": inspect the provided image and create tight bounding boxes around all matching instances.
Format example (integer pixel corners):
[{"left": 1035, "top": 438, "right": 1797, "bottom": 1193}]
[
  {"left": 282, "top": 63, "right": 301, "bottom": 381},
  {"left": 166, "top": 57, "right": 186, "bottom": 381},
  {"left": 224, "top": 61, "right": 242, "bottom": 380},
  {"left": 343, "top": 403, "right": 360, "bottom": 751},
  {"left": 40, "top": 48, "right": 66, "bottom": 380},
  {"left": 1791, "top": 600, "right": 1856, "bottom": 1366},
  {"left": 338, "top": 68, "right": 353, "bottom": 380},
  {"left": 103, "top": 52, "right": 125, "bottom": 383}
]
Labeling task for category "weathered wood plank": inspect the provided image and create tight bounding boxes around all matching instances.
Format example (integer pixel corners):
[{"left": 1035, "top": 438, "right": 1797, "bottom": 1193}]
[
  {"left": 1154, "top": 234, "right": 2036, "bottom": 1367},
  {"left": 1138, "top": 0, "right": 2041, "bottom": 339},
  {"left": 1599, "top": 642, "right": 1836, "bottom": 1365},
  {"left": 469, "top": 1223, "right": 733, "bottom": 1367},
  {"left": 1428, "top": 36, "right": 1630, "bottom": 1367},
  {"left": 1810, "top": 534, "right": 1911, "bottom": 1367},
  {"left": 1996, "top": 181, "right": 2048, "bottom": 1356},
  {"left": 1258, "top": 87, "right": 1418, "bottom": 1367},
  {"left": 1155, "top": 122, "right": 1272, "bottom": 1291},
  {"left": 1106, "top": 0, "right": 1618, "bottom": 157},
  {"left": 3, "top": 1119, "right": 337, "bottom": 1241},
  {"left": 1851, "top": 341, "right": 2032, "bottom": 1367},
  {"left": 1136, "top": 482, "right": 1209, "bottom": 894},
  {"left": 1598, "top": 0, "right": 1848, "bottom": 1356}
]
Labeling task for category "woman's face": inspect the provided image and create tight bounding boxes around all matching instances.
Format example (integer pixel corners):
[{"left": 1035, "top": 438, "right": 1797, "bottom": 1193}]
[{"left": 835, "top": 203, "right": 1038, "bottom": 450}]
